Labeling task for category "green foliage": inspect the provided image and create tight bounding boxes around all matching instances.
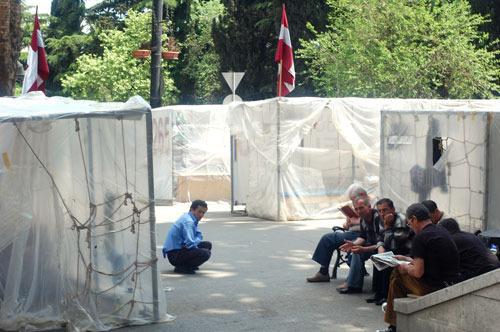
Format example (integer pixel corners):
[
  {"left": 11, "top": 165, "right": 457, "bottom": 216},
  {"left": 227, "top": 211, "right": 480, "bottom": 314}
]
[
  {"left": 86, "top": 0, "right": 152, "bottom": 30},
  {"left": 177, "top": 0, "right": 225, "bottom": 104},
  {"left": 61, "top": 10, "right": 178, "bottom": 103},
  {"left": 48, "top": 0, "right": 85, "bottom": 38},
  {"left": 45, "top": 34, "right": 95, "bottom": 94},
  {"left": 298, "top": 0, "right": 500, "bottom": 98},
  {"left": 469, "top": 0, "right": 500, "bottom": 50},
  {"left": 212, "top": 0, "right": 330, "bottom": 100}
]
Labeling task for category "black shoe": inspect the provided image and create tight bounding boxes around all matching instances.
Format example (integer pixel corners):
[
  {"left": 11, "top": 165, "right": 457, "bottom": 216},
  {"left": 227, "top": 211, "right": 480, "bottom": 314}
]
[
  {"left": 174, "top": 266, "right": 195, "bottom": 274},
  {"left": 365, "top": 295, "right": 383, "bottom": 303},
  {"left": 375, "top": 298, "right": 387, "bottom": 306},
  {"left": 193, "top": 266, "right": 200, "bottom": 270},
  {"left": 338, "top": 287, "right": 362, "bottom": 294},
  {"left": 376, "top": 325, "right": 396, "bottom": 332}
]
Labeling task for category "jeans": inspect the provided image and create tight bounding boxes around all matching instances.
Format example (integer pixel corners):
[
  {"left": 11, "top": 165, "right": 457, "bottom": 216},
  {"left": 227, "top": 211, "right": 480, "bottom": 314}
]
[
  {"left": 166, "top": 241, "right": 212, "bottom": 269},
  {"left": 312, "top": 230, "right": 360, "bottom": 267},
  {"left": 347, "top": 249, "right": 376, "bottom": 289}
]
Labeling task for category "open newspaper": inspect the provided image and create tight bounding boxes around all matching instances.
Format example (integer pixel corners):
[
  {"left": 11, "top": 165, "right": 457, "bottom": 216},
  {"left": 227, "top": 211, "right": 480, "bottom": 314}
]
[{"left": 371, "top": 251, "right": 411, "bottom": 271}]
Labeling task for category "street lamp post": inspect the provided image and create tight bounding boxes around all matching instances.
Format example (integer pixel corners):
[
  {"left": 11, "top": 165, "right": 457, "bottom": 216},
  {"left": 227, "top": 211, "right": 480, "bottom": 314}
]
[{"left": 150, "top": 0, "right": 163, "bottom": 108}]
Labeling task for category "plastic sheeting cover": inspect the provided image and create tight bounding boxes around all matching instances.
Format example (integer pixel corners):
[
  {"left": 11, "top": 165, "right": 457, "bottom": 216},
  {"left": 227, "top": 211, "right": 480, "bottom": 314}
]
[
  {"left": 0, "top": 93, "right": 168, "bottom": 331},
  {"left": 154, "top": 105, "right": 230, "bottom": 203},
  {"left": 228, "top": 97, "right": 500, "bottom": 224}
]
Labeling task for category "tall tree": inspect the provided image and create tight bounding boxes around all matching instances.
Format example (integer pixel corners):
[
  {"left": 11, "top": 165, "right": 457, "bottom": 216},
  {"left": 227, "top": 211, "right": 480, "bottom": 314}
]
[
  {"left": 212, "top": 0, "right": 329, "bottom": 101},
  {"left": 43, "top": 0, "right": 86, "bottom": 95},
  {"left": 86, "top": 0, "right": 151, "bottom": 30},
  {"left": 468, "top": 0, "right": 500, "bottom": 50},
  {"left": 0, "top": 0, "right": 22, "bottom": 96},
  {"left": 61, "top": 10, "right": 178, "bottom": 104},
  {"left": 176, "top": 0, "right": 224, "bottom": 104},
  {"left": 298, "top": 0, "right": 500, "bottom": 99}
]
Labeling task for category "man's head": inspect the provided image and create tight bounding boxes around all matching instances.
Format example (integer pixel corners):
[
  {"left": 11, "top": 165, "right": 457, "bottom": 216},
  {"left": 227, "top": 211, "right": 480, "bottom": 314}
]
[
  {"left": 346, "top": 183, "right": 368, "bottom": 202},
  {"left": 405, "top": 203, "right": 431, "bottom": 233},
  {"left": 190, "top": 200, "right": 208, "bottom": 221},
  {"left": 353, "top": 196, "right": 371, "bottom": 220},
  {"left": 376, "top": 198, "right": 395, "bottom": 221},
  {"left": 421, "top": 200, "right": 440, "bottom": 224},
  {"left": 439, "top": 218, "right": 461, "bottom": 235}
]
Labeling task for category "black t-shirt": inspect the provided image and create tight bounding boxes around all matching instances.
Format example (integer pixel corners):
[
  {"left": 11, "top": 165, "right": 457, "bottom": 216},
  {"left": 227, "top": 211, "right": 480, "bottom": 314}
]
[
  {"left": 411, "top": 223, "right": 460, "bottom": 287},
  {"left": 453, "top": 231, "right": 500, "bottom": 280}
]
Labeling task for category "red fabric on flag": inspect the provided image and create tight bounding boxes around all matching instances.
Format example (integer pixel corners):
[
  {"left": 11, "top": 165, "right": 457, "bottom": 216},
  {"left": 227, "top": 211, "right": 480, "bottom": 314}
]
[
  {"left": 274, "top": 3, "right": 295, "bottom": 97},
  {"left": 22, "top": 9, "right": 49, "bottom": 95}
]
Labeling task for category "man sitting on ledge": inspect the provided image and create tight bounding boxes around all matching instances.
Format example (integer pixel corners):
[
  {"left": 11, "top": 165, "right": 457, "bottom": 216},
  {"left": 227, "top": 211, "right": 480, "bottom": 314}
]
[
  {"left": 377, "top": 203, "right": 460, "bottom": 332},
  {"left": 439, "top": 218, "right": 499, "bottom": 281}
]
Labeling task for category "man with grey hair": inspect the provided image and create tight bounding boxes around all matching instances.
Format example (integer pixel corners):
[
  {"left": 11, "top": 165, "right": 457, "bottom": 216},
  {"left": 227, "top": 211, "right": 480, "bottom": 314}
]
[
  {"left": 306, "top": 184, "right": 368, "bottom": 283},
  {"left": 338, "top": 195, "right": 383, "bottom": 294}
]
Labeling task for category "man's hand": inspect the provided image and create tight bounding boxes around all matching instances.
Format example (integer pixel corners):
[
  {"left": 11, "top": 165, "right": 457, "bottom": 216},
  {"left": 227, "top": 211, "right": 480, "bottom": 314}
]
[
  {"left": 351, "top": 245, "right": 365, "bottom": 254},
  {"left": 383, "top": 213, "right": 395, "bottom": 228},
  {"left": 377, "top": 246, "right": 386, "bottom": 254},
  {"left": 397, "top": 262, "right": 410, "bottom": 275},
  {"left": 340, "top": 240, "right": 354, "bottom": 252},
  {"left": 393, "top": 255, "right": 409, "bottom": 262}
]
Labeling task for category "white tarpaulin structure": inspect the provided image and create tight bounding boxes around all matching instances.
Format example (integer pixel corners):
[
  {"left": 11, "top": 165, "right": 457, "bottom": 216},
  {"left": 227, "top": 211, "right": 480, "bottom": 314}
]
[
  {"left": 153, "top": 105, "right": 231, "bottom": 203},
  {"left": 0, "top": 93, "right": 168, "bottom": 331},
  {"left": 380, "top": 102, "right": 500, "bottom": 232},
  {"left": 228, "top": 97, "right": 500, "bottom": 229}
]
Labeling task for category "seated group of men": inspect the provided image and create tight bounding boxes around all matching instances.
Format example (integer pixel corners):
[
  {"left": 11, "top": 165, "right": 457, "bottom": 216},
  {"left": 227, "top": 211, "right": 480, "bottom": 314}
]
[{"left": 306, "top": 184, "right": 500, "bottom": 332}]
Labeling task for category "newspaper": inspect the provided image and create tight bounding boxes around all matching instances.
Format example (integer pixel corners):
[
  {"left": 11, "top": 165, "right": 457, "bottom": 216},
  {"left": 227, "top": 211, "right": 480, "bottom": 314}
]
[{"left": 370, "top": 251, "right": 411, "bottom": 271}]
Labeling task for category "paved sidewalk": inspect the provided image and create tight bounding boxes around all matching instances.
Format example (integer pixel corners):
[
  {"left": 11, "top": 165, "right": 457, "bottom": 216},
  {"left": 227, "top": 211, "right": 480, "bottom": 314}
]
[{"left": 138, "top": 202, "right": 387, "bottom": 332}]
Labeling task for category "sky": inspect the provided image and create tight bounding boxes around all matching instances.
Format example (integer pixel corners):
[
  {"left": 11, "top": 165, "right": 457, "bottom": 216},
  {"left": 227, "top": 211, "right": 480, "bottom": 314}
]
[{"left": 25, "top": 0, "right": 103, "bottom": 14}]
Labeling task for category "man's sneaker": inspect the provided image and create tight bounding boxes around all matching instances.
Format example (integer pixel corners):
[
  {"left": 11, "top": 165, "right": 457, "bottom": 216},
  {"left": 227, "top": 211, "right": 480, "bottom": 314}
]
[
  {"left": 376, "top": 325, "right": 396, "bottom": 332},
  {"left": 174, "top": 266, "right": 195, "bottom": 274}
]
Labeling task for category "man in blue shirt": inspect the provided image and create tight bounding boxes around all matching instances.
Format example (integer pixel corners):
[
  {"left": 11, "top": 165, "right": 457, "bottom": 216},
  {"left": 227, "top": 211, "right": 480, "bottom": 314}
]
[{"left": 162, "top": 200, "right": 212, "bottom": 274}]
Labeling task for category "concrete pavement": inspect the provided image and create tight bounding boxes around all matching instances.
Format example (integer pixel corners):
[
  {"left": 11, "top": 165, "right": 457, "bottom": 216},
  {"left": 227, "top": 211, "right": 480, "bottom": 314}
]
[{"left": 139, "top": 202, "right": 387, "bottom": 332}]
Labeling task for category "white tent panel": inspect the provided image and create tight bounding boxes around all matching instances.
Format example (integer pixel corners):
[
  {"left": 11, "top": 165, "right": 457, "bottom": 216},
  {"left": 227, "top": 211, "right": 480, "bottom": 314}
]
[
  {"left": 0, "top": 93, "right": 168, "bottom": 331},
  {"left": 380, "top": 105, "right": 500, "bottom": 232},
  {"left": 154, "top": 105, "right": 231, "bottom": 203},
  {"left": 152, "top": 109, "right": 173, "bottom": 205}
]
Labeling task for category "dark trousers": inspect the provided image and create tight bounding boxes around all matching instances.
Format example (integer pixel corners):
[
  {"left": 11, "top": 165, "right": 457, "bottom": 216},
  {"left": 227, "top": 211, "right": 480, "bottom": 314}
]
[
  {"left": 166, "top": 241, "right": 212, "bottom": 269},
  {"left": 372, "top": 266, "right": 393, "bottom": 298}
]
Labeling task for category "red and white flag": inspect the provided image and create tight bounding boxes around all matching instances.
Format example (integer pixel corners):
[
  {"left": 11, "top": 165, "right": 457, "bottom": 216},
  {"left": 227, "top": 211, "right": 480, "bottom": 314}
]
[
  {"left": 274, "top": 3, "right": 295, "bottom": 97},
  {"left": 22, "top": 8, "right": 49, "bottom": 95}
]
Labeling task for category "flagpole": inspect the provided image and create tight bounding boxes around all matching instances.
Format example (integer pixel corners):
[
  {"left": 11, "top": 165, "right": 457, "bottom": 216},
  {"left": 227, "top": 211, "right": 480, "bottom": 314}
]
[
  {"left": 278, "top": 59, "right": 283, "bottom": 97},
  {"left": 277, "top": 59, "right": 283, "bottom": 220},
  {"left": 277, "top": 92, "right": 281, "bottom": 221}
]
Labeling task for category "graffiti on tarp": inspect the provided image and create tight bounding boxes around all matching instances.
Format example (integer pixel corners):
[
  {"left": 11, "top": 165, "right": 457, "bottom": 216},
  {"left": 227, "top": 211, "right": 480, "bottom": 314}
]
[{"left": 152, "top": 116, "right": 171, "bottom": 155}]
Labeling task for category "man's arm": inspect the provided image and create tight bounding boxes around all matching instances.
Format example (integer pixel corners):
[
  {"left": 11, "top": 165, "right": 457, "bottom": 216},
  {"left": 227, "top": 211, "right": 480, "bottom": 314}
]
[
  {"left": 340, "top": 237, "right": 366, "bottom": 252},
  {"left": 343, "top": 216, "right": 361, "bottom": 229},
  {"left": 397, "top": 257, "right": 424, "bottom": 278}
]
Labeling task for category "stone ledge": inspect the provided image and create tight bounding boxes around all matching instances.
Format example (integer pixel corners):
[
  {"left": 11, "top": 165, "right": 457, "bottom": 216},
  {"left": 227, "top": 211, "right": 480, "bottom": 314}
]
[{"left": 394, "top": 268, "right": 500, "bottom": 314}]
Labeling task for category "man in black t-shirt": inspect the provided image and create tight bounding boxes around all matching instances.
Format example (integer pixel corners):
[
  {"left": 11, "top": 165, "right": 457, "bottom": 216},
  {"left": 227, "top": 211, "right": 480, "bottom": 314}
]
[
  {"left": 377, "top": 203, "right": 460, "bottom": 332},
  {"left": 439, "top": 218, "right": 499, "bottom": 281}
]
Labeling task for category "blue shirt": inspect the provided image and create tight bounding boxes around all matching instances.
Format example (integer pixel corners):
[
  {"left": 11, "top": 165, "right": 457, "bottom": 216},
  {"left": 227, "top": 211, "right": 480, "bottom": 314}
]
[{"left": 162, "top": 211, "right": 203, "bottom": 257}]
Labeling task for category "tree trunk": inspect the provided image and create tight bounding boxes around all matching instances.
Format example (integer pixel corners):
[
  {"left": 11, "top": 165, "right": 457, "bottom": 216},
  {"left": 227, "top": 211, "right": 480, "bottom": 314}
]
[{"left": 0, "top": 0, "right": 22, "bottom": 97}]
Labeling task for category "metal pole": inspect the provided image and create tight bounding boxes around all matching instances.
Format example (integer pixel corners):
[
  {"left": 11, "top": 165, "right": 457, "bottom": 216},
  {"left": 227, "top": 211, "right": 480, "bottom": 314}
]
[
  {"left": 146, "top": 110, "right": 160, "bottom": 320},
  {"left": 150, "top": 0, "right": 163, "bottom": 108},
  {"left": 277, "top": 99, "right": 281, "bottom": 221},
  {"left": 232, "top": 73, "right": 236, "bottom": 102}
]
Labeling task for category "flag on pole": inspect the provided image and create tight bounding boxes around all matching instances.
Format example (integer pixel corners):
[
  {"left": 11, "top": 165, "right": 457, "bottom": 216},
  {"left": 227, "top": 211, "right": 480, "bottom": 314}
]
[
  {"left": 22, "top": 8, "right": 49, "bottom": 95},
  {"left": 274, "top": 3, "right": 295, "bottom": 97}
]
